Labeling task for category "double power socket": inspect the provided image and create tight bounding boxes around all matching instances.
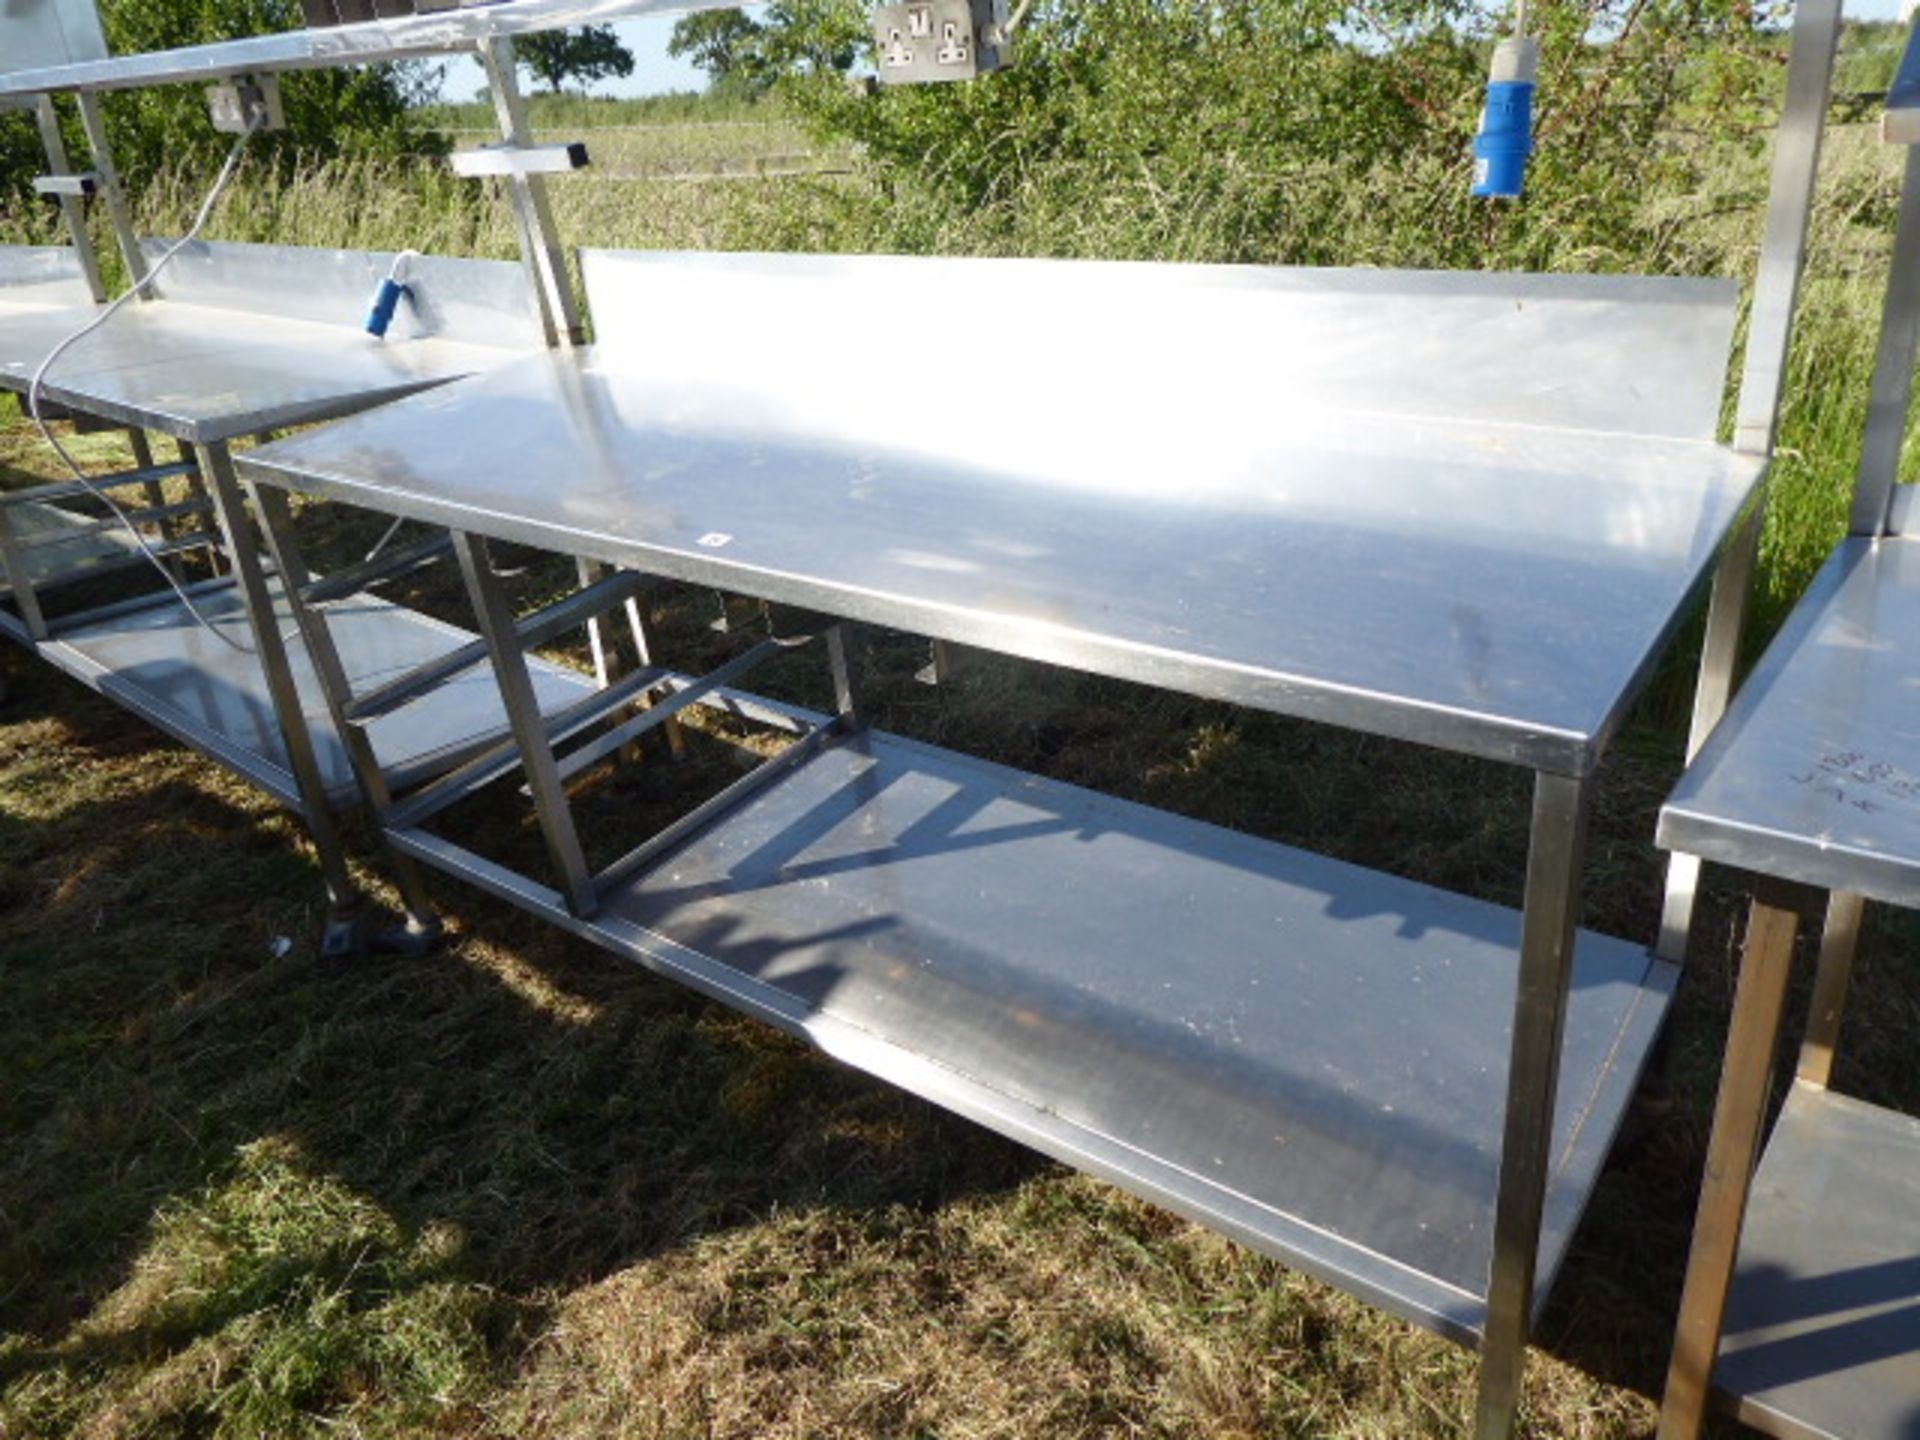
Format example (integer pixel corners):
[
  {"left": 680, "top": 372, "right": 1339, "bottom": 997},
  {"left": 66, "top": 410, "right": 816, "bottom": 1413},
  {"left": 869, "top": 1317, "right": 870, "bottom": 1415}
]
[{"left": 872, "top": 0, "right": 1011, "bottom": 84}]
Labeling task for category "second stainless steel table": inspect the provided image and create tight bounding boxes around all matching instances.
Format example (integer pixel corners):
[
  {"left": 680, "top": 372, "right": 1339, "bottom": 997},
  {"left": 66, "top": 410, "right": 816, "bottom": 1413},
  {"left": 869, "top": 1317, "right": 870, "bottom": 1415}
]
[{"left": 238, "top": 249, "right": 1765, "bottom": 1435}]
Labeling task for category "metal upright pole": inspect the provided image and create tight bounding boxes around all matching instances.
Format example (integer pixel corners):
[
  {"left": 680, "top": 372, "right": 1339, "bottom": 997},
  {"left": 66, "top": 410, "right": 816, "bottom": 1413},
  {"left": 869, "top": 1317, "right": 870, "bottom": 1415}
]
[
  {"left": 1473, "top": 769, "right": 1592, "bottom": 1440},
  {"left": 1656, "top": 883, "right": 1802, "bottom": 1440},
  {"left": 201, "top": 442, "right": 365, "bottom": 949},
  {"left": 1849, "top": 146, "right": 1920, "bottom": 538},
  {"left": 248, "top": 481, "right": 445, "bottom": 943},
  {"left": 32, "top": 95, "right": 106, "bottom": 302},
  {"left": 1659, "top": 0, "right": 1842, "bottom": 961},
  {"left": 73, "top": 90, "right": 149, "bottom": 293},
  {"left": 478, "top": 38, "right": 585, "bottom": 349},
  {"left": 451, "top": 530, "right": 598, "bottom": 917}
]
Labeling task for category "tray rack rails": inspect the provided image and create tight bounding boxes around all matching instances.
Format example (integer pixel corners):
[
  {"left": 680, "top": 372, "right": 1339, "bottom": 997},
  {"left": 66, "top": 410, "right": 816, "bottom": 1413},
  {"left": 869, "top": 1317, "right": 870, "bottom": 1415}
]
[
  {"left": 238, "top": 243, "right": 1762, "bottom": 1440},
  {"left": 1651, "top": 34, "right": 1920, "bottom": 1440}
]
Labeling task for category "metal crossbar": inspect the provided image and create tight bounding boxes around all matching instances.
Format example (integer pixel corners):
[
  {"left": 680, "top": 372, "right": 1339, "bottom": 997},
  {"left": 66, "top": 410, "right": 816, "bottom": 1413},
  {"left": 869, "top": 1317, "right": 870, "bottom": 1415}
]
[{"left": 300, "top": 533, "right": 454, "bottom": 605}]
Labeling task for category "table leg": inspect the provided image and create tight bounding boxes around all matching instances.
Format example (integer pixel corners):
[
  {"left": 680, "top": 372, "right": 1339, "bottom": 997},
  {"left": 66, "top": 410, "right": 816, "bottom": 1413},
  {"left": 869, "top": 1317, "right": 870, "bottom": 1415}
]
[
  {"left": 1475, "top": 771, "right": 1593, "bottom": 1440},
  {"left": 249, "top": 481, "right": 442, "bottom": 943},
  {"left": 202, "top": 442, "right": 364, "bottom": 950},
  {"left": 451, "top": 530, "right": 597, "bottom": 918},
  {"left": 1796, "top": 889, "right": 1864, "bottom": 1089},
  {"left": 1656, "top": 880, "right": 1802, "bottom": 1439}
]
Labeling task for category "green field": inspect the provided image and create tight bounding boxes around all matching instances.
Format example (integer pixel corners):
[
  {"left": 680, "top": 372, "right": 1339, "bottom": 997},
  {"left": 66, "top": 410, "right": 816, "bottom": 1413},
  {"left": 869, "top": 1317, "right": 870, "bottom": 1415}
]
[{"left": 3, "top": 72, "right": 1919, "bottom": 1439}]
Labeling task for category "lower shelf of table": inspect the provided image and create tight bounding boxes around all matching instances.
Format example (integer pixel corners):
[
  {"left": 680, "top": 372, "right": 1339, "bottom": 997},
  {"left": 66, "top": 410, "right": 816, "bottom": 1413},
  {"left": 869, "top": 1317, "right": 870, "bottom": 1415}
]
[
  {"left": 0, "top": 500, "right": 149, "bottom": 593},
  {"left": 1715, "top": 1082, "right": 1920, "bottom": 1440},
  {"left": 392, "top": 725, "right": 1674, "bottom": 1345},
  {"left": 13, "top": 581, "right": 592, "bottom": 811}
]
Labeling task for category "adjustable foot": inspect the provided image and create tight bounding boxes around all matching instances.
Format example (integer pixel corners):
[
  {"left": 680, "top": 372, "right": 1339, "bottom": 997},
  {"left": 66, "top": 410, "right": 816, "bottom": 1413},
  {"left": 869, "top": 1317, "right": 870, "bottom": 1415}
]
[
  {"left": 373, "top": 914, "right": 445, "bottom": 959},
  {"left": 319, "top": 908, "right": 371, "bottom": 960},
  {"left": 318, "top": 908, "right": 444, "bottom": 960}
]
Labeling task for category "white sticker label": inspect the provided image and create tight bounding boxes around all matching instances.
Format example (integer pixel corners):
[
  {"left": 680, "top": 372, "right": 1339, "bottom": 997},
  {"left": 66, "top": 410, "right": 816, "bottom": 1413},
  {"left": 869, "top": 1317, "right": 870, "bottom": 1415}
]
[{"left": 697, "top": 532, "right": 733, "bottom": 548}]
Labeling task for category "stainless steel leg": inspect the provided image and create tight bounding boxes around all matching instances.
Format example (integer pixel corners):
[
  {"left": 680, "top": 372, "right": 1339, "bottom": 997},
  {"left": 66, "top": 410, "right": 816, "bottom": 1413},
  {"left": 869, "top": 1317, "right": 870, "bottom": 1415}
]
[
  {"left": 201, "top": 443, "right": 363, "bottom": 937},
  {"left": 1656, "top": 882, "right": 1802, "bottom": 1440},
  {"left": 1657, "top": 500, "right": 1763, "bottom": 962},
  {"left": 1796, "top": 889, "right": 1864, "bottom": 1088},
  {"left": 248, "top": 481, "right": 443, "bottom": 940},
  {"left": 1473, "top": 770, "right": 1593, "bottom": 1440},
  {"left": 451, "top": 530, "right": 597, "bottom": 917},
  {"left": 827, "top": 622, "right": 865, "bottom": 730}
]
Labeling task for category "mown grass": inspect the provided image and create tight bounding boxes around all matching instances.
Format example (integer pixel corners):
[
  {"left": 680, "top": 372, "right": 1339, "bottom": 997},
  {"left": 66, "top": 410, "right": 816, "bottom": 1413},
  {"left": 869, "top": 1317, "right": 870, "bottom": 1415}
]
[{"left": 2, "top": 85, "right": 1919, "bottom": 1440}]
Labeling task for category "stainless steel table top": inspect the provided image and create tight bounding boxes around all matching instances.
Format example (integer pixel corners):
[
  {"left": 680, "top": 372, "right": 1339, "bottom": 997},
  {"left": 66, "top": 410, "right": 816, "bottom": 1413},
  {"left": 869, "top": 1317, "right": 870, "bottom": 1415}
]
[
  {"left": 1661, "top": 533, "right": 1920, "bottom": 906},
  {"left": 0, "top": 241, "right": 539, "bottom": 443},
  {"left": 241, "top": 313, "right": 1762, "bottom": 772},
  {"left": 2, "top": 300, "right": 521, "bottom": 443}
]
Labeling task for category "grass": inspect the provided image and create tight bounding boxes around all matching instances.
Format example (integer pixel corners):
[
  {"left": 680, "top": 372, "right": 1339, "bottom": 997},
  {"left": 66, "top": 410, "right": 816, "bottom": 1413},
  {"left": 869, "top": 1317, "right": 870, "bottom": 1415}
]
[{"left": 2, "top": 86, "right": 1919, "bottom": 1440}]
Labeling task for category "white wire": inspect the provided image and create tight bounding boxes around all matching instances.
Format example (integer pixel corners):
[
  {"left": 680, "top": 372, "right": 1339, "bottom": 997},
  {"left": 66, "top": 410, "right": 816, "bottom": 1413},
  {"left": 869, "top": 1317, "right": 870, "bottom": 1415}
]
[{"left": 27, "top": 112, "right": 264, "bottom": 653}]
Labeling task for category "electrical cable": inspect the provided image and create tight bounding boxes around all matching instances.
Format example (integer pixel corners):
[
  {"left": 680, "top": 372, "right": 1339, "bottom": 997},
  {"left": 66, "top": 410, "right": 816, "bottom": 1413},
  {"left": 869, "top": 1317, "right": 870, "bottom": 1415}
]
[{"left": 27, "top": 110, "right": 264, "bottom": 653}]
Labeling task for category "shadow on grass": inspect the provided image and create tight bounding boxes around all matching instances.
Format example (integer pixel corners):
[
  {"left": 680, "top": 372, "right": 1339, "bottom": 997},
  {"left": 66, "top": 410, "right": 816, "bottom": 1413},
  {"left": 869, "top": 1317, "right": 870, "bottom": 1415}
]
[{"left": 0, "top": 654, "right": 1044, "bottom": 1415}]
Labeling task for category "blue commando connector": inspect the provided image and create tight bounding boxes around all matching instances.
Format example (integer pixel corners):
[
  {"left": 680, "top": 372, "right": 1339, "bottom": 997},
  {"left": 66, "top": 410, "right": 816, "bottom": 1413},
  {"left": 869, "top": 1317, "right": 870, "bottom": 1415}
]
[
  {"left": 365, "top": 276, "right": 411, "bottom": 338},
  {"left": 364, "top": 250, "right": 420, "bottom": 339},
  {"left": 1472, "top": 36, "right": 1539, "bottom": 200}
]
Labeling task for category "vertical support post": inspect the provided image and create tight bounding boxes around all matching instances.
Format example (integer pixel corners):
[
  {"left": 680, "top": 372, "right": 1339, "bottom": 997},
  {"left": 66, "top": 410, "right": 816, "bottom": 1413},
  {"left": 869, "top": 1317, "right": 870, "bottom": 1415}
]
[
  {"left": 33, "top": 95, "right": 106, "bottom": 302},
  {"left": 827, "top": 622, "right": 865, "bottom": 729},
  {"left": 200, "top": 442, "right": 364, "bottom": 944},
  {"left": 1656, "top": 882, "right": 1803, "bottom": 1440},
  {"left": 1473, "top": 770, "right": 1592, "bottom": 1440},
  {"left": 451, "top": 530, "right": 598, "bottom": 917},
  {"left": 74, "top": 91, "right": 149, "bottom": 294},
  {"left": 1796, "top": 889, "right": 1865, "bottom": 1088},
  {"left": 1850, "top": 145, "right": 1920, "bottom": 538},
  {"left": 1659, "top": 0, "right": 1842, "bottom": 962},
  {"left": 247, "top": 482, "right": 444, "bottom": 941},
  {"left": 478, "top": 38, "right": 585, "bottom": 349}
]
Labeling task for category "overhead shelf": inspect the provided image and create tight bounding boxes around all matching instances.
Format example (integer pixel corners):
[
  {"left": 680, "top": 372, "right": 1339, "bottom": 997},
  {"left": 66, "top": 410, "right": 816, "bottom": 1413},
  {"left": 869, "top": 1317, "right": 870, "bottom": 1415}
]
[
  {"left": 394, "top": 725, "right": 1675, "bottom": 1344},
  {"left": 0, "top": 0, "right": 724, "bottom": 97}
]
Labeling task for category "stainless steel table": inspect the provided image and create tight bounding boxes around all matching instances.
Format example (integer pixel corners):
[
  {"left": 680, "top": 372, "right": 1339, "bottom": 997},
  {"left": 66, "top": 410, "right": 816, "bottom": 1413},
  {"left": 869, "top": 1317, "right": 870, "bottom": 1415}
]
[
  {"left": 1654, "top": 533, "right": 1920, "bottom": 1440},
  {"left": 239, "top": 249, "right": 1765, "bottom": 1435},
  {"left": 0, "top": 238, "right": 590, "bottom": 944}
]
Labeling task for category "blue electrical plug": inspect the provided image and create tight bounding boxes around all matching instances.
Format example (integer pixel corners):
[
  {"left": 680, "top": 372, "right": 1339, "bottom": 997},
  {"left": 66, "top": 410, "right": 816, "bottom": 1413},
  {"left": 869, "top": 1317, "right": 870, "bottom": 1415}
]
[
  {"left": 1472, "top": 37, "right": 1539, "bottom": 200},
  {"left": 365, "top": 277, "right": 410, "bottom": 338},
  {"left": 365, "top": 250, "right": 420, "bottom": 339}
]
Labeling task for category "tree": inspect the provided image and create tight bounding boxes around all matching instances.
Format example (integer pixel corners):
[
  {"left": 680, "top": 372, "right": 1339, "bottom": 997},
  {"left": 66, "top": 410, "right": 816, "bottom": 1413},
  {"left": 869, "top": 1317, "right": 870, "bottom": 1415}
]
[
  {"left": 516, "top": 26, "right": 637, "bottom": 95},
  {"left": 668, "top": 1, "right": 863, "bottom": 96},
  {"left": 668, "top": 8, "right": 766, "bottom": 88}
]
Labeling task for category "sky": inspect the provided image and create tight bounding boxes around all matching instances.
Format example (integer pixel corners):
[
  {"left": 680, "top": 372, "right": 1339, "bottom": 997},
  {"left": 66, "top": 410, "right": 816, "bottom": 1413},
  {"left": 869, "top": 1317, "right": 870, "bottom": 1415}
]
[{"left": 445, "top": 0, "right": 1917, "bottom": 103}]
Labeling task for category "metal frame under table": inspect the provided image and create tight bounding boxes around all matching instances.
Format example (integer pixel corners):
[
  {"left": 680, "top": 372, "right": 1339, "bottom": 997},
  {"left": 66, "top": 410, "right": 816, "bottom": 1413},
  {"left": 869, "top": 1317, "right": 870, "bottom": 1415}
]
[
  {"left": 0, "top": 238, "right": 590, "bottom": 939},
  {"left": 240, "top": 249, "right": 1765, "bottom": 1437}
]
